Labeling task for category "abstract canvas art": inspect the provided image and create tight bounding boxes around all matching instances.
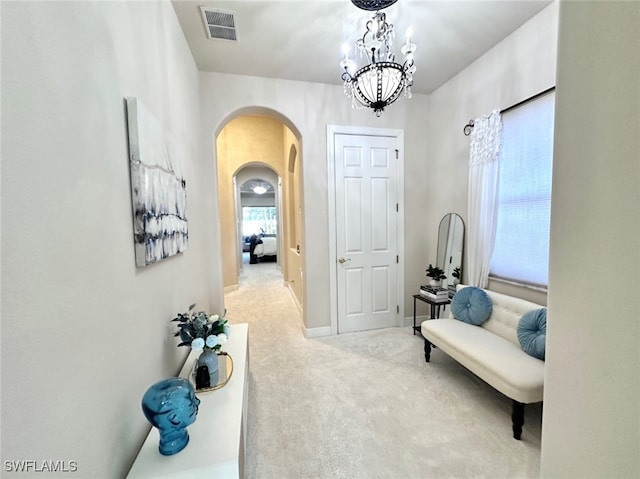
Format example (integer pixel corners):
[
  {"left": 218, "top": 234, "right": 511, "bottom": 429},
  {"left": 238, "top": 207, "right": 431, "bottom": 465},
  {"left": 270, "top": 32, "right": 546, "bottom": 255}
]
[{"left": 125, "top": 97, "right": 188, "bottom": 267}]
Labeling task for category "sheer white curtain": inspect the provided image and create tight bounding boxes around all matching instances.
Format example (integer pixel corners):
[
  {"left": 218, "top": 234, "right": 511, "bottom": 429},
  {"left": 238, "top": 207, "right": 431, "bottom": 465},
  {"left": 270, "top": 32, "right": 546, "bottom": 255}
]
[{"left": 467, "top": 110, "right": 502, "bottom": 287}]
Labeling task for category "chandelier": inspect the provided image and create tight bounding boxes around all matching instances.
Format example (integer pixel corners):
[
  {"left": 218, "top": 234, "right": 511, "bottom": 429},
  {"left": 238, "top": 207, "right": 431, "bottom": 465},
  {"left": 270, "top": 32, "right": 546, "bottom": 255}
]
[{"left": 340, "top": 0, "right": 416, "bottom": 116}]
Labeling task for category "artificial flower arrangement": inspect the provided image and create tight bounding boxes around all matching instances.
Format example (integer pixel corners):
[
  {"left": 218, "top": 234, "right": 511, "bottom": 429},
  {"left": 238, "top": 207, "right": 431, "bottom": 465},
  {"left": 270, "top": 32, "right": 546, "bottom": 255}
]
[{"left": 172, "top": 304, "right": 230, "bottom": 352}]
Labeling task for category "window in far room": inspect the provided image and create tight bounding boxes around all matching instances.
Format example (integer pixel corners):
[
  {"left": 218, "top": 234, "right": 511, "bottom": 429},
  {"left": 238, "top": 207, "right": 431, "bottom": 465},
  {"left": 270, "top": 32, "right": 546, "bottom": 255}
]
[
  {"left": 490, "top": 90, "right": 555, "bottom": 288},
  {"left": 242, "top": 206, "right": 277, "bottom": 237}
]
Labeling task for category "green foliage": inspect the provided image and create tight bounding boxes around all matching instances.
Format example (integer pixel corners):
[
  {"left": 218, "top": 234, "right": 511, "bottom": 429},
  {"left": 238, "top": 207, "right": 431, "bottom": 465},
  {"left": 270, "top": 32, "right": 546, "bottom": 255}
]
[
  {"left": 171, "top": 305, "right": 229, "bottom": 351},
  {"left": 426, "top": 264, "right": 446, "bottom": 280}
]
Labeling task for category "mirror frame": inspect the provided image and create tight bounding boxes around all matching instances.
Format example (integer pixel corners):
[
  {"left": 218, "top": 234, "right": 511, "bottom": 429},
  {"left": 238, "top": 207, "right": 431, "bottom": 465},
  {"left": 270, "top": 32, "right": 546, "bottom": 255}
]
[{"left": 436, "top": 213, "right": 465, "bottom": 290}]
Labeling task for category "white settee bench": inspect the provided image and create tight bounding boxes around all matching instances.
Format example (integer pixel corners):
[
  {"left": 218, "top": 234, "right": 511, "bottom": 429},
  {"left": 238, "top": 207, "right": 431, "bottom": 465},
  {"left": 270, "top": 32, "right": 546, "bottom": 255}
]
[{"left": 421, "top": 285, "right": 545, "bottom": 439}]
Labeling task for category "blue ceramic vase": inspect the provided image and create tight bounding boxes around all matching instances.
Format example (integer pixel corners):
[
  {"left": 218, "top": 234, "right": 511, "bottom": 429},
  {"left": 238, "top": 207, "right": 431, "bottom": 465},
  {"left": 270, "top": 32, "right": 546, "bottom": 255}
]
[{"left": 141, "top": 377, "right": 200, "bottom": 455}]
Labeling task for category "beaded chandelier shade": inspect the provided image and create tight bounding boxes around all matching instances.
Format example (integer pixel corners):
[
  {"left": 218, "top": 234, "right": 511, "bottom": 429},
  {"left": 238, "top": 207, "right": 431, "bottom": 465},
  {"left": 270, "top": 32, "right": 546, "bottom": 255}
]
[{"left": 340, "top": 0, "right": 416, "bottom": 116}]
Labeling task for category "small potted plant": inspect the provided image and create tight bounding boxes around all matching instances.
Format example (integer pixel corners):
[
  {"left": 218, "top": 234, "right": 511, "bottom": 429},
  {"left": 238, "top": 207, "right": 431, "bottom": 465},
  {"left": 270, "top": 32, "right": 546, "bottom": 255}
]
[
  {"left": 426, "top": 264, "right": 447, "bottom": 287},
  {"left": 452, "top": 266, "right": 461, "bottom": 286}
]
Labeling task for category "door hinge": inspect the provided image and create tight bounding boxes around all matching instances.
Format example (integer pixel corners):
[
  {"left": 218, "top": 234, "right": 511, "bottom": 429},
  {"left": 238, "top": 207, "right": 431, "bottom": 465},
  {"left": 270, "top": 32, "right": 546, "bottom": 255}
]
[
  {"left": 397, "top": 305, "right": 400, "bottom": 314},
  {"left": 396, "top": 203, "right": 399, "bottom": 212},
  {"left": 395, "top": 149, "right": 399, "bottom": 159},
  {"left": 396, "top": 255, "right": 399, "bottom": 263}
]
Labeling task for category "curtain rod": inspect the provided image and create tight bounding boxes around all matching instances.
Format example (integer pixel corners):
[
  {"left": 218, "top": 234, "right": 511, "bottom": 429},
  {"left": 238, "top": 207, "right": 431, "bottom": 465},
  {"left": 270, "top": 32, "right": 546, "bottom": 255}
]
[{"left": 463, "top": 86, "right": 555, "bottom": 136}]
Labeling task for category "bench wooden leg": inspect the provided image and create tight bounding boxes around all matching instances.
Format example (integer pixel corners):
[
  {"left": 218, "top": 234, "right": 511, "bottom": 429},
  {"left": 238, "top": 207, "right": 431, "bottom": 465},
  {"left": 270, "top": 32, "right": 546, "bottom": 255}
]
[
  {"left": 424, "top": 339, "right": 432, "bottom": 362},
  {"left": 512, "top": 401, "right": 525, "bottom": 440}
]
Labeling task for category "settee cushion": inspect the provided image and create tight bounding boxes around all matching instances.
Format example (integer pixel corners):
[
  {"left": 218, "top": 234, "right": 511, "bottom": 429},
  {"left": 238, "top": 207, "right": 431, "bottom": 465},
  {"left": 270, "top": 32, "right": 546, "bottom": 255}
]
[
  {"left": 421, "top": 318, "right": 545, "bottom": 404},
  {"left": 451, "top": 286, "right": 493, "bottom": 325},
  {"left": 517, "top": 308, "right": 547, "bottom": 360}
]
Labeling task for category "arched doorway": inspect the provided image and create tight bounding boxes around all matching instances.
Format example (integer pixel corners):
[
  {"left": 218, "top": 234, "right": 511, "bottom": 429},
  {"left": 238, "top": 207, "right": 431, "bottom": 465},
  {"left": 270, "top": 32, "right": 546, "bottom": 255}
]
[
  {"left": 235, "top": 165, "right": 279, "bottom": 269},
  {"left": 215, "top": 111, "right": 304, "bottom": 312}
]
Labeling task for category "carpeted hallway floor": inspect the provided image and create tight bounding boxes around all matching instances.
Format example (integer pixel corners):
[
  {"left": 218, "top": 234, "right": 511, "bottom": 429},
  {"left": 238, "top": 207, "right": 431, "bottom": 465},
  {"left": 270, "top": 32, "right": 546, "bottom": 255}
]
[{"left": 225, "top": 261, "right": 542, "bottom": 479}]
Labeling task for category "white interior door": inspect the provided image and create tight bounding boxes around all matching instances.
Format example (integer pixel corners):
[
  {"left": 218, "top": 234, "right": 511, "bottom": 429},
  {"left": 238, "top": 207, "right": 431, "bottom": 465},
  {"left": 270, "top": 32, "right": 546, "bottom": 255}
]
[{"left": 334, "top": 133, "right": 399, "bottom": 333}]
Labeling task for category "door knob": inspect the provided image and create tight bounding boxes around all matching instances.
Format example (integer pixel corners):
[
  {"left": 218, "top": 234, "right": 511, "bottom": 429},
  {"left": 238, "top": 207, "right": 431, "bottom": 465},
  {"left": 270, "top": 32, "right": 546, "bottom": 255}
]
[{"left": 338, "top": 257, "right": 351, "bottom": 264}]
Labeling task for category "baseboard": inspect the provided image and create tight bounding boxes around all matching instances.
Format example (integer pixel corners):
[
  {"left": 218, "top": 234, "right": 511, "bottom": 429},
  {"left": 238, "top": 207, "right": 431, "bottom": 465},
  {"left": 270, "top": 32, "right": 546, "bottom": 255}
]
[
  {"left": 404, "top": 315, "right": 429, "bottom": 328},
  {"left": 285, "top": 282, "right": 303, "bottom": 315},
  {"left": 224, "top": 285, "right": 239, "bottom": 293},
  {"left": 284, "top": 283, "right": 328, "bottom": 337},
  {"left": 303, "top": 326, "right": 332, "bottom": 338}
]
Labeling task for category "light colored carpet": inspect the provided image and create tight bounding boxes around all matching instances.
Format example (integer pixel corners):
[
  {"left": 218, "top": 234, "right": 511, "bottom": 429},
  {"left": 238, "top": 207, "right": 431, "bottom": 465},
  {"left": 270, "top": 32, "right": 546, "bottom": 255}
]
[{"left": 225, "top": 262, "right": 542, "bottom": 479}]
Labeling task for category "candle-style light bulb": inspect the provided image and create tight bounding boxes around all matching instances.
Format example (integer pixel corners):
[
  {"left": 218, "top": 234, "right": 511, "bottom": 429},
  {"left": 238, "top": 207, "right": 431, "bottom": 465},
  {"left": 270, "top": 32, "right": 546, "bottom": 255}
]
[
  {"left": 340, "top": 43, "right": 356, "bottom": 74},
  {"left": 401, "top": 26, "right": 416, "bottom": 57},
  {"left": 342, "top": 43, "right": 350, "bottom": 60},
  {"left": 405, "top": 27, "right": 413, "bottom": 46}
]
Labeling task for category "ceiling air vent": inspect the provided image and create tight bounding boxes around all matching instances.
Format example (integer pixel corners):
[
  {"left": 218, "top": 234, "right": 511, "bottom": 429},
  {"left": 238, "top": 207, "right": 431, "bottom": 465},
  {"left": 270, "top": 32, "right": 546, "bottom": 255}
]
[{"left": 200, "top": 7, "right": 238, "bottom": 42}]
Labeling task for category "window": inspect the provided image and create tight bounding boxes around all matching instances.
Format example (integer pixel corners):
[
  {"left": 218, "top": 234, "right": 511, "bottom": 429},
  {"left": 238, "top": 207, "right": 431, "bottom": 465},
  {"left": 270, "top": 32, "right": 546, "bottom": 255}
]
[
  {"left": 242, "top": 206, "right": 277, "bottom": 237},
  {"left": 490, "top": 91, "right": 555, "bottom": 287}
]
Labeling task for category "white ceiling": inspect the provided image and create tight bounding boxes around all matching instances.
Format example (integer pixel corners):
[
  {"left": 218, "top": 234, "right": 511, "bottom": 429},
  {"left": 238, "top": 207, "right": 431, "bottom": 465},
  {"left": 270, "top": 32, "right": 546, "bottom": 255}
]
[{"left": 171, "top": 0, "right": 552, "bottom": 95}]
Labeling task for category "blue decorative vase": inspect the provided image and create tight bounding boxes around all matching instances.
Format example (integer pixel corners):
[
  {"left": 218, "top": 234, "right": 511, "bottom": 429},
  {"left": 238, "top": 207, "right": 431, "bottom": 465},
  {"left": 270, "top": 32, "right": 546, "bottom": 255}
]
[
  {"left": 196, "top": 349, "right": 220, "bottom": 389},
  {"left": 141, "top": 377, "right": 200, "bottom": 455}
]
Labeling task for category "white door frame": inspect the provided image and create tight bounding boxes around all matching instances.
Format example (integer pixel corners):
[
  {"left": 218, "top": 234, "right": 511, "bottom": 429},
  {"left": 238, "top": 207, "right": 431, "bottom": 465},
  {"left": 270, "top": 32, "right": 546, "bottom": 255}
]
[
  {"left": 276, "top": 176, "right": 283, "bottom": 270},
  {"left": 327, "top": 125, "right": 405, "bottom": 335}
]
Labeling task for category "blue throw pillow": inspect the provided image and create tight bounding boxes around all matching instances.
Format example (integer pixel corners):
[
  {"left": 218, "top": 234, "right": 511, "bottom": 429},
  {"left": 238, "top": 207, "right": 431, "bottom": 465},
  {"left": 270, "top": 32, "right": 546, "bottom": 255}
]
[
  {"left": 517, "top": 308, "right": 547, "bottom": 360},
  {"left": 450, "top": 287, "right": 493, "bottom": 326}
]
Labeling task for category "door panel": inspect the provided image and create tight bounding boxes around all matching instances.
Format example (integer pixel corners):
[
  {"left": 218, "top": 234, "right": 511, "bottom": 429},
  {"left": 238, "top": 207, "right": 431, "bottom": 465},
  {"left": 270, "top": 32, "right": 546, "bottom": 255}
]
[
  {"left": 372, "top": 266, "right": 390, "bottom": 312},
  {"left": 371, "top": 178, "right": 389, "bottom": 251},
  {"left": 335, "top": 133, "right": 398, "bottom": 333},
  {"left": 344, "top": 177, "right": 363, "bottom": 252},
  {"left": 345, "top": 268, "right": 364, "bottom": 315}
]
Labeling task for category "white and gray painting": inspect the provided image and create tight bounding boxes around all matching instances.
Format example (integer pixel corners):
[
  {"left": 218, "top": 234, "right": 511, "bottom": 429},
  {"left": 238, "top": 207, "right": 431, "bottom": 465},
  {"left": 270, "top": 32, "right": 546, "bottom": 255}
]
[{"left": 126, "top": 98, "right": 188, "bottom": 267}]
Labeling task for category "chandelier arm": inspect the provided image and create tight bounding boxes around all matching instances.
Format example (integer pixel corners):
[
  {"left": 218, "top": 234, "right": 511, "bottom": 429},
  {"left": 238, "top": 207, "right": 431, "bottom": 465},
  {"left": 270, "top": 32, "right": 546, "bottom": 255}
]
[
  {"left": 366, "top": 18, "right": 374, "bottom": 33},
  {"left": 403, "top": 58, "right": 414, "bottom": 71}
]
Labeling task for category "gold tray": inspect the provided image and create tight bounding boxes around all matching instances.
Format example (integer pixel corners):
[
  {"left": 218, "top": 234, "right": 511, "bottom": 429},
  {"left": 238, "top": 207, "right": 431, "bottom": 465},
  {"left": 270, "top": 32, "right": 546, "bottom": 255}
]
[{"left": 189, "top": 352, "right": 234, "bottom": 393}]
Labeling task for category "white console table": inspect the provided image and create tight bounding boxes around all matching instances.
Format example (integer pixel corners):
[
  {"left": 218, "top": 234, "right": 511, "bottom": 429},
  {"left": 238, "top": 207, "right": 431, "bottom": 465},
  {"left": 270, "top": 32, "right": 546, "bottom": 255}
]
[{"left": 127, "top": 323, "right": 249, "bottom": 479}]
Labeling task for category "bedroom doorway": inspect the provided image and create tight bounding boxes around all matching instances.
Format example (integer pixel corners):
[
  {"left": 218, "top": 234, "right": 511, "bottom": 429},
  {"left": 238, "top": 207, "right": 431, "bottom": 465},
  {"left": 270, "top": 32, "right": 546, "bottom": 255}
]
[
  {"left": 242, "top": 205, "right": 278, "bottom": 264},
  {"left": 236, "top": 170, "right": 280, "bottom": 268}
]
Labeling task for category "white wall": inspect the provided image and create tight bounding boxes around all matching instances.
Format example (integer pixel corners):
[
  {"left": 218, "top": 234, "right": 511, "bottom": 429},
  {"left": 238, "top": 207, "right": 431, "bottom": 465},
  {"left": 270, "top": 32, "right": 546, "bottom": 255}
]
[
  {"left": 198, "top": 2, "right": 559, "bottom": 330},
  {"left": 199, "top": 74, "right": 430, "bottom": 329},
  {"left": 542, "top": 2, "right": 640, "bottom": 477},
  {"left": 1, "top": 2, "right": 218, "bottom": 477},
  {"left": 427, "top": 2, "right": 558, "bottom": 305}
]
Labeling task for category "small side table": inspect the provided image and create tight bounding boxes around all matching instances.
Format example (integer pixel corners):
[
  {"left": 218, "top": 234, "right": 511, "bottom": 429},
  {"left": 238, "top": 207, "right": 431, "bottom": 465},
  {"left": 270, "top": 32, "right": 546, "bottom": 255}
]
[{"left": 412, "top": 294, "right": 451, "bottom": 335}]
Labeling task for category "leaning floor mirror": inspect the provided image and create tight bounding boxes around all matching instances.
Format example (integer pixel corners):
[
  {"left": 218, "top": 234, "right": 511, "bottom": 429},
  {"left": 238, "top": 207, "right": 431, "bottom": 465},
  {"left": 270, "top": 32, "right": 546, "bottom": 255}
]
[{"left": 435, "top": 213, "right": 465, "bottom": 294}]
